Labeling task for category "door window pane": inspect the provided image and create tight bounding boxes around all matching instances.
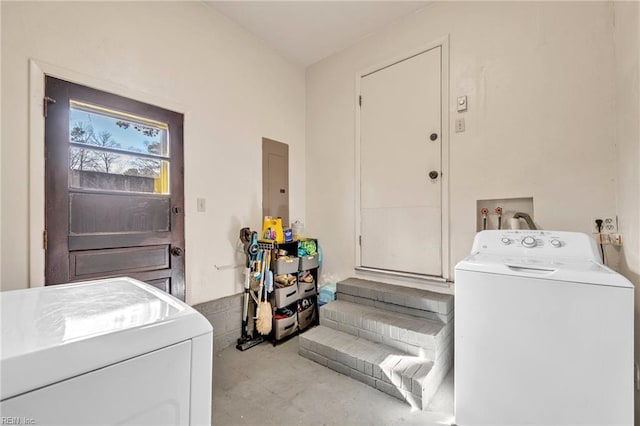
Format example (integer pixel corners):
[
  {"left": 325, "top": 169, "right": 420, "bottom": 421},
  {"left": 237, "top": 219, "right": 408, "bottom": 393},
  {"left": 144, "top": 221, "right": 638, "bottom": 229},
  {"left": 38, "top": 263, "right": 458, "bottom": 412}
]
[
  {"left": 68, "top": 101, "right": 170, "bottom": 194},
  {"left": 69, "top": 148, "right": 169, "bottom": 194}
]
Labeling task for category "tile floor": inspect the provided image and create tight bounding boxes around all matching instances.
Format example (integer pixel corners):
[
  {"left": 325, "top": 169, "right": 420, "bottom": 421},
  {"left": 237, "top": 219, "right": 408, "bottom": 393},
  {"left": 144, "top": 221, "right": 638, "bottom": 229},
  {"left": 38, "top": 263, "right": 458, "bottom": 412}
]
[{"left": 212, "top": 335, "right": 454, "bottom": 425}]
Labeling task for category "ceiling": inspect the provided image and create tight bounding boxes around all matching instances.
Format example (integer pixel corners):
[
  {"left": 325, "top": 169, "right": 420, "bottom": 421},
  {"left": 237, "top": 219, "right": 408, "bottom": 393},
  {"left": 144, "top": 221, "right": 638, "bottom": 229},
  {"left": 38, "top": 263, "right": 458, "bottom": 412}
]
[{"left": 206, "top": 1, "right": 430, "bottom": 67}]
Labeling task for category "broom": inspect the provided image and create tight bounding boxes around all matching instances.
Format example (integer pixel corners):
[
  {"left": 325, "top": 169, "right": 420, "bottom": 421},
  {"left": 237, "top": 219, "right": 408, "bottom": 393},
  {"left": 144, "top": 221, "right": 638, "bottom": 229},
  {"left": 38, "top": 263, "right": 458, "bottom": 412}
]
[{"left": 256, "top": 250, "right": 273, "bottom": 335}]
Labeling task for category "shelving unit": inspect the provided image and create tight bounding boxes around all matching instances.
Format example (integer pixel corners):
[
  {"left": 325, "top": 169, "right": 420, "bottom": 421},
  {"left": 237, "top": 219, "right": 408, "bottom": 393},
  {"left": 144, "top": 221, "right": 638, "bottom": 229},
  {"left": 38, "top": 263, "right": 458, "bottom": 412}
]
[{"left": 269, "top": 238, "right": 320, "bottom": 345}]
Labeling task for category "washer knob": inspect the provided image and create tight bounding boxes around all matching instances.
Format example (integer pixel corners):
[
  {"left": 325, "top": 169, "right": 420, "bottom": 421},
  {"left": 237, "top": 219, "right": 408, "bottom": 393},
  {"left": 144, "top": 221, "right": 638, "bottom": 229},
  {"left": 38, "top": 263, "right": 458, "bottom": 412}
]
[
  {"left": 501, "top": 237, "right": 511, "bottom": 245},
  {"left": 550, "top": 239, "right": 561, "bottom": 248},
  {"left": 522, "top": 236, "right": 537, "bottom": 248}
]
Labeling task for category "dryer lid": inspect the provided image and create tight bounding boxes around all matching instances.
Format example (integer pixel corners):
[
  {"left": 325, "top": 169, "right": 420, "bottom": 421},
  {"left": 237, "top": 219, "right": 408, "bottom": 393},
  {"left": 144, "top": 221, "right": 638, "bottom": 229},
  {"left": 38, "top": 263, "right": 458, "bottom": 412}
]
[
  {"left": 456, "top": 253, "right": 634, "bottom": 289},
  {"left": 0, "top": 277, "right": 212, "bottom": 400}
]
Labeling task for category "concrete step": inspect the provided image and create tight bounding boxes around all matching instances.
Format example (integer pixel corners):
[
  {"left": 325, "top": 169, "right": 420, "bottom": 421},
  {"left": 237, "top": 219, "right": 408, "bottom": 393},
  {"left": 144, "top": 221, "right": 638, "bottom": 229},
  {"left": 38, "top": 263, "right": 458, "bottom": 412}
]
[
  {"left": 319, "top": 300, "right": 452, "bottom": 361},
  {"left": 299, "top": 326, "right": 452, "bottom": 410},
  {"left": 337, "top": 278, "right": 454, "bottom": 324}
]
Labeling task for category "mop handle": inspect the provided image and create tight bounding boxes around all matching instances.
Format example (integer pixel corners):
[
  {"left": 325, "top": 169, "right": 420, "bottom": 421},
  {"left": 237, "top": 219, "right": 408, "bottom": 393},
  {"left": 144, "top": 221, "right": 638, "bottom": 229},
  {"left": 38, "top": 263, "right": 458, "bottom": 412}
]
[
  {"left": 263, "top": 250, "right": 271, "bottom": 302},
  {"left": 254, "top": 250, "right": 267, "bottom": 318},
  {"left": 242, "top": 267, "right": 250, "bottom": 320}
]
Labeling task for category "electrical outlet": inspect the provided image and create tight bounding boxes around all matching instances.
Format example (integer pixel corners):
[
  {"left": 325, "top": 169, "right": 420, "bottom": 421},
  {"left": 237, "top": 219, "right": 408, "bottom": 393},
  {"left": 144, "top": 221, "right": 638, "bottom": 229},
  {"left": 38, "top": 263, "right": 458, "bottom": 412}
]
[
  {"left": 593, "top": 216, "right": 618, "bottom": 233},
  {"left": 455, "top": 118, "right": 465, "bottom": 133},
  {"left": 603, "top": 217, "right": 617, "bottom": 232}
]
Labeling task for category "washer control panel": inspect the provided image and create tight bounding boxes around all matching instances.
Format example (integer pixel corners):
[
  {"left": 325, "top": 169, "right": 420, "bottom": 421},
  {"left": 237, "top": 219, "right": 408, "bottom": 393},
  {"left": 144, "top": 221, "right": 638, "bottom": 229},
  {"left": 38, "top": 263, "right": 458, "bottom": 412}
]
[
  {"left": 499, "top": 234, "right": 562, "bottom": 248},
  {"left": 472, "top": 230, "right": 600, "bottom": 262},
  {"left": 521, "top": 236, "right": 537, "bottom": 248}
]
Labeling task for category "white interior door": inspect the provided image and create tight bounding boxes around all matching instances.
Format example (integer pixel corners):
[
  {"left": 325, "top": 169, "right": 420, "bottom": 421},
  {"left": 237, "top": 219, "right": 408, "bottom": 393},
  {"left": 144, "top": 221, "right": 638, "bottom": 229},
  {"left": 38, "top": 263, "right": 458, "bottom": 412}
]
[{"left": 360, "top": 47, "right": 442, "bottom": 276}]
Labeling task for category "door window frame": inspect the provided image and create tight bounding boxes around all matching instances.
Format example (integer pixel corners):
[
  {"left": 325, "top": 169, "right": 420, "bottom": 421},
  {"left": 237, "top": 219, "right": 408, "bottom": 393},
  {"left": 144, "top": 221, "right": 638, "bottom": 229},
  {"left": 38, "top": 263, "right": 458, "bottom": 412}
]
[
  {"left": 353, "top": 36, "right": 451, "bottom": 284},
  {"left": 28, "top": 59, "right": 187, "bottom": 288}
]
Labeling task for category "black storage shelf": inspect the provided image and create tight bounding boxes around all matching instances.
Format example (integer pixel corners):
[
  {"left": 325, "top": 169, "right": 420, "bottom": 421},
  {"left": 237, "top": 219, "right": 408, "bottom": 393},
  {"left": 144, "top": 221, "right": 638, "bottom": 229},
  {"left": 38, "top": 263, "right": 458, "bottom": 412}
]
[{"left": 268, "top": 238, "right": 320, "bottom": 345}]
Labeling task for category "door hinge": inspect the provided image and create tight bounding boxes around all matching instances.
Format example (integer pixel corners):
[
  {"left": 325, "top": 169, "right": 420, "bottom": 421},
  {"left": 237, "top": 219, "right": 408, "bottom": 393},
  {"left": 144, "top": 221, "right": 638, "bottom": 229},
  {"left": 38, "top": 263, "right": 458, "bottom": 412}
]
[
  {"left": 359, "top": 95, "right": 362, "bottom": 107},
  {"left": 43, "top": 229, "right": 48, "bottom": 250},
  {"left": 359, "top": 235, "right": 362, "bottom": 246},
  {"left": 43, "top": 96, "right": 56, "bottom": 118}
]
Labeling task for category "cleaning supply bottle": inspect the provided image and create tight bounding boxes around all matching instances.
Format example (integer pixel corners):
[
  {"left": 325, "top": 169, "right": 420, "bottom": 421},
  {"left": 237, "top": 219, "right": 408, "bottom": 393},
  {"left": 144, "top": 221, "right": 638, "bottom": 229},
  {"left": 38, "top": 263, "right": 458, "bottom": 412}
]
[{"left": 292, "top": 220, "right": 304, "bottom": 240}]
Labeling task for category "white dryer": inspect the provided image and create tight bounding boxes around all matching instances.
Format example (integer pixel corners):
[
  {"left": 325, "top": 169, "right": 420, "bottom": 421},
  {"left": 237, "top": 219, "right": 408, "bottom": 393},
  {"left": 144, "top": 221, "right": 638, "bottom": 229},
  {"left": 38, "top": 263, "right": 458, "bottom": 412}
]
[
  {"left": 0, "top": 277, "right": 213, "bottom": 426},
  {"left": 455, "top": 230, "right": 633, "bottom": 426}
]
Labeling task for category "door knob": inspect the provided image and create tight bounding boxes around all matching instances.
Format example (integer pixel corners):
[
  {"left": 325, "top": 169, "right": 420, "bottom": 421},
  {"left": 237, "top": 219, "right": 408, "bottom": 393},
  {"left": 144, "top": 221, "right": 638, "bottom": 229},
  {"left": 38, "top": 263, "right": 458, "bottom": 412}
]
[
  {"left": 430, "top": 133, "right": 438, "bottom": 141},
  {"left": 171, "top": 247, "right": 184, "bottom": 257},
  {"left": 429, "top": 171, "right": 439, "bottom": 180}
]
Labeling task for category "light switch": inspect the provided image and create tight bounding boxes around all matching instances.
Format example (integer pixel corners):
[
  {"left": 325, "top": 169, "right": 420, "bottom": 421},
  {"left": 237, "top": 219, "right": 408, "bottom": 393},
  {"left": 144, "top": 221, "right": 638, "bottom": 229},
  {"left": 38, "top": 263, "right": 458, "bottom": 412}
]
[
  {"left": 197, "top": 198, "right": 206, "bottom": 212},
  {"left": 457, "top": 95, "right": 468, "bottom": 112}
]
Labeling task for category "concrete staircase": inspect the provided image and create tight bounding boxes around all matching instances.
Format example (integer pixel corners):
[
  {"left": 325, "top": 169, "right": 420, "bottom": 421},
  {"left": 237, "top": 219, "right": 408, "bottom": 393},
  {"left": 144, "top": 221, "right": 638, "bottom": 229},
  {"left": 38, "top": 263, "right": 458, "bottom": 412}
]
[{"left": 299, "top": 278, "right": 453, "bottom": 410}]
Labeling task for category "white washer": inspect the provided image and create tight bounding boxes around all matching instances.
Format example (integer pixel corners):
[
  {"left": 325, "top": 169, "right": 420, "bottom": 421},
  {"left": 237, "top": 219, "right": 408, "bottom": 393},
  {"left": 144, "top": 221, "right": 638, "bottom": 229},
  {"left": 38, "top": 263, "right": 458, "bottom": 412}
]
[
  {"left": 455, "top": 230, "right": 633, "bottom": 426},
  {"left": 1, "top": 277, "right": 213, "bottom": 426}
]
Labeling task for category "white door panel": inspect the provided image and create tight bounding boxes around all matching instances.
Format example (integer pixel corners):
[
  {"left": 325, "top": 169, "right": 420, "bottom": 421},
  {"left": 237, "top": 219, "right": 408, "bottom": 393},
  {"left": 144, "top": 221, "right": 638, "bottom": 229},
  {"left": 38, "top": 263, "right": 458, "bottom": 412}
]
[
  {"left": 361, "top": 207, "right": 441, "bottom": 275},
  {"left": 360, "top": 47, "right": 442, "bottom": 276}
]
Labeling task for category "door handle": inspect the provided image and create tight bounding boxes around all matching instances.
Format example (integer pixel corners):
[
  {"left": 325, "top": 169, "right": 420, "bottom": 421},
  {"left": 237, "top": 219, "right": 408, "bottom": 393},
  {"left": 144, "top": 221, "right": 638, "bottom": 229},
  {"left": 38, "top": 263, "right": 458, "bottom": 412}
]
[
  {"left": 428, "top": 171, "right": 439, "bottom": 180},
  {"left": 171, "top": 247, "right": 184, "bottom": 257},
  {"left": 430, "top": 133, "right": 438, "bottom": 141}
]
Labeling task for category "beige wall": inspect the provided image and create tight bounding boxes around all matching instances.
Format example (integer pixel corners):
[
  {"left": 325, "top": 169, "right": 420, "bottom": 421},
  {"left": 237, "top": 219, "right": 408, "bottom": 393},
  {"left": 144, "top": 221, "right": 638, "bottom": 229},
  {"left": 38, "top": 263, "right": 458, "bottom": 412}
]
[
  {"left": 306, "top": 1, "right": 620, "bottom": 284},
  {"left": 0, "top": 2, "right": 306, "bottom": 305},
  {"left": 613, "top": 1, "right": 640, "bottom": 422},
  {"left": 614, "top": 2, "right": 640, "bottom": 283},
  {"left": 0, "top": 1, "right": 3, "bottom": 284}
]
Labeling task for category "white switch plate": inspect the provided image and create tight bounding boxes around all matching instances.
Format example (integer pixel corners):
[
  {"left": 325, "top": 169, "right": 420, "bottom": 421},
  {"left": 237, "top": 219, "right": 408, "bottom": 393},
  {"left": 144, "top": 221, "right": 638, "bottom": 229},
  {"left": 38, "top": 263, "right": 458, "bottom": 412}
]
[
  {"left": 457, "top": 95, "right": 468, "bottom": 112},
  {"left": 197, "top": 198, "right": 206, "bottom": 212},
  {"left": 455, "top": 118, "right": 465, "bottom": 133}
]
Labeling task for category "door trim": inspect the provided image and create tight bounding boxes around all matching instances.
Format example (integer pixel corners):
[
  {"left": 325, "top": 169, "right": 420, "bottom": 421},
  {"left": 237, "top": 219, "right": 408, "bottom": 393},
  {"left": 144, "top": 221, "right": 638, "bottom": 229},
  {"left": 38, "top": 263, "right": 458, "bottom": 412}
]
[
  {"left": 29, "top": 59, "right": 186, "bottom": 288},
  {"left": 354, "top": 35, "right": 451, "bottom": 281}
]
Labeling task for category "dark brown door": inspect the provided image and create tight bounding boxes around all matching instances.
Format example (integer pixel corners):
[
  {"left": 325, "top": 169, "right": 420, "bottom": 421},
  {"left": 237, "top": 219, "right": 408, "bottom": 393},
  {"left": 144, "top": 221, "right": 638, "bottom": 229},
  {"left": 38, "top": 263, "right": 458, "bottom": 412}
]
[
  {"left": 44, "top": 76, "right": 185, "bottom": 300},
  {"left": 262, "top": 138, "right": 289, "bottom": 226}
]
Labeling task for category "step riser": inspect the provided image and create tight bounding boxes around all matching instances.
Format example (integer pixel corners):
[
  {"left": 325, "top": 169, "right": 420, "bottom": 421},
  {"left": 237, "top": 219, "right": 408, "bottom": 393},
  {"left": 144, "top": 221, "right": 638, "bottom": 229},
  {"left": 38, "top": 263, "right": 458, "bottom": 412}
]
[
  {"left": 299, "top": 346, "right": 425, "bottom": 408},
  {"left": 319, "top": 303, "right": 453, "bottom": 361},
  {"left": 320, "top": 308, "right": 437, "bottom": 347},
  {"left": 300, "top": 331, "right": 452, "bottom": 411},
  {"left": 299, "top": 340, "right": 425, "bottom": 409},
  {"left": 320, "top": 305, "right": 438, "bottom": 348},
  {"left": 319, "top": 315, "right": 452, "bottom": 362},
  {"left": 336, "top": 278, "right": 453, "bottom": 321},
  {"left": 337, "top": 292, "right": 454, "bottom": 324},
  {"left": 338, "top": 286, "right": 442, "bottom": 313}
]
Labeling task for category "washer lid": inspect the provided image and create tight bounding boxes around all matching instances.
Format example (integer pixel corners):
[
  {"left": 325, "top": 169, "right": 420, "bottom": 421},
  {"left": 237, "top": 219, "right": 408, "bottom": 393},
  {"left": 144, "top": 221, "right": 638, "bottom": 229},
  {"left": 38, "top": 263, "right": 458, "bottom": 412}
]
[
  {"left": 1, "top": 277, "right": 212, "bottom": 400},
  {"left": 456, "top": 253, "right": 634, "bottom": 289}
]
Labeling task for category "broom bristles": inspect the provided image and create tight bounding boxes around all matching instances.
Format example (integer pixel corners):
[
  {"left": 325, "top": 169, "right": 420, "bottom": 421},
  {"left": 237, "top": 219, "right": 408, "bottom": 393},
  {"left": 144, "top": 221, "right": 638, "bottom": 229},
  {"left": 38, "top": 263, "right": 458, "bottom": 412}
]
[{"left": 256, "top": 301, "right": 272, "bottom": 335}]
